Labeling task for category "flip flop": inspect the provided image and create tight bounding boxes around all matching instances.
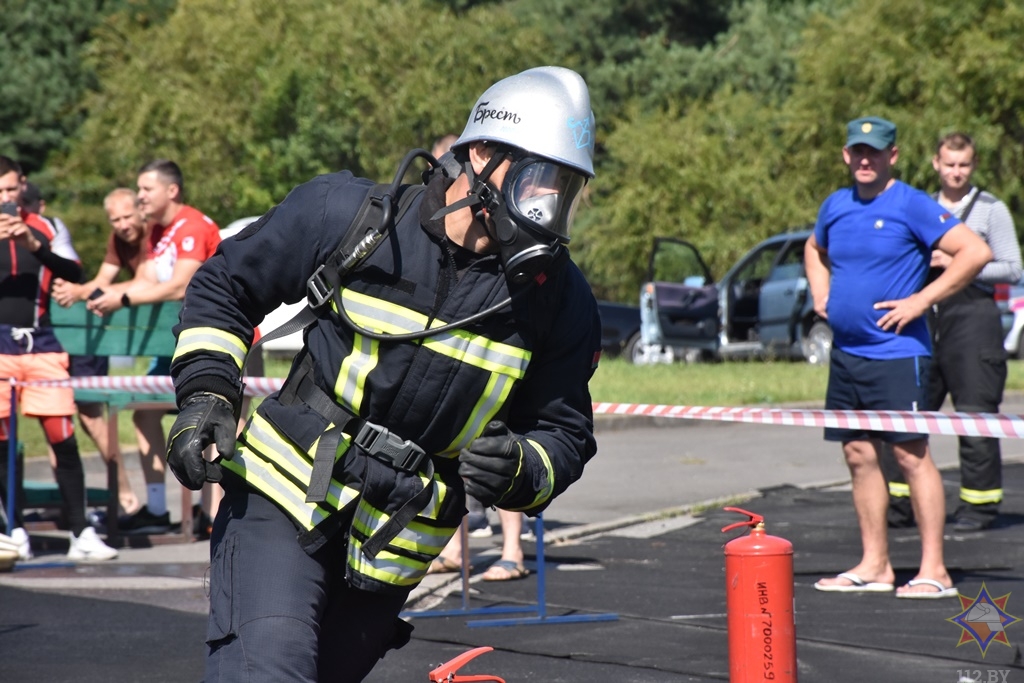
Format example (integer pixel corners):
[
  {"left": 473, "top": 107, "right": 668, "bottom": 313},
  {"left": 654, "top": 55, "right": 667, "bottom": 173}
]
[
  {"left": 814, "top": 571, "right": 895, "bottom": 593},
  {"left": 482, "top": 559, "right": 529, "bottom": 582},
  {"left": 426, "top": 556, "right": 462, "bottom": 575},
  {"left": 895, "top": 578, "right": 959, "bottom": 599}
]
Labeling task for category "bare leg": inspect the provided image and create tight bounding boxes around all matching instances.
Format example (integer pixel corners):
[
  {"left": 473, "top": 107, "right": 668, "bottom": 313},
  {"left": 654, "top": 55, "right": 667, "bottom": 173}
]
[
  {"left": 815, "top": 438, "right": 895, "bottom": 588},
  {"left": 496, "top": 509, "right": 524, "bottom": 565},
  {"left": 436, "top": 522, "right": 464, "bottom": 564},
  {"left": 77, "top": 402, "right": 138, "bottom": 514},
  {"left": 893, "top": 438, "right": 953, "bottom": 595},
  {"left": 132, "top": 409, "right": 167, "bottom": 486}
]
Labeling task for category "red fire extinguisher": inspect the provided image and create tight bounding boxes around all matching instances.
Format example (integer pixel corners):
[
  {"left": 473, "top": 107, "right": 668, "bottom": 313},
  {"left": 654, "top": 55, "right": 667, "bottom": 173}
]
[{"left": 722, "top": 506, "right": 796, "bottom": 682}]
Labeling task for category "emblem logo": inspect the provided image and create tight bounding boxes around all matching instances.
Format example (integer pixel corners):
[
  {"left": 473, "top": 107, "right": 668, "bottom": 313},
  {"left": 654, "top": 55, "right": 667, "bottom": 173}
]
[
  {"left": 947, "top": 583, "right": 1021, "bottom": 656},
  {"left": 568, "top": 116, "right": 592, "bottom": 150}
]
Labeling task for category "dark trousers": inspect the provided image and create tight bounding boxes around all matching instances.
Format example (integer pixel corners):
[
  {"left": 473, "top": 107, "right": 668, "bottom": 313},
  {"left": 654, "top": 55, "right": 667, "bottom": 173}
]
[
  {"left": 884, "top": 288, "right": 1007, "bottom": 520},
  {"left": 0, "top": 436, "right": 88, "bottom": 534},
  {"left": 204, "top": 480, "right": 413, "bottom": 683}
]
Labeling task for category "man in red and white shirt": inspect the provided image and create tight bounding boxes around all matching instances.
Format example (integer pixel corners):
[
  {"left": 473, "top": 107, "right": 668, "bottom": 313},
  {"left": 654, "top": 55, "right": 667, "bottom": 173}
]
[
  {"left": 89, "top": 159, "right": 220, "bottom": 312},
  {"left": 88, "top": 160, "right": 221, "bottom": 534}
]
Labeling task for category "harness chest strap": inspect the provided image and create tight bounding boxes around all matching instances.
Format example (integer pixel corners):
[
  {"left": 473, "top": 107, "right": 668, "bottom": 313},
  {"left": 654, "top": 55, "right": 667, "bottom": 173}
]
[{"left": 278, "top": 355, "right": 435, "bottom": 559}]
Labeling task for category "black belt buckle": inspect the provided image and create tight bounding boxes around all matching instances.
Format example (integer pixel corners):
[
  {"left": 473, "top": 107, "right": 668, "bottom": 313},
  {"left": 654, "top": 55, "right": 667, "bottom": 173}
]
[{"left": 354, "top": 422, "right": 427, "bottom": 473}]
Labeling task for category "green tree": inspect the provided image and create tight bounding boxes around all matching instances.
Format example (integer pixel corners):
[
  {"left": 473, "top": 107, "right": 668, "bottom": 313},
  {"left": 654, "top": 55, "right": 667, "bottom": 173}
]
[
  {"left": 54, "top": 0, "right": 550, "bottom": 272},
  {"left": 782, "top": 0, "right": 1024, "bottom": 211},
  {"left": 508, "top": 0, "right": 732, "bottom": 118},
  {"left": 576, "top": 0, "right": 831, "bottom": 300},
  {"left": 0, "top": 0, "right": 173, "bottom": 175},
  {"left": 579, "top": 0, "right": 1024, "bottom": 302},
  {"left": 0, "top": 0, "right": 104, "bottom": 174}
]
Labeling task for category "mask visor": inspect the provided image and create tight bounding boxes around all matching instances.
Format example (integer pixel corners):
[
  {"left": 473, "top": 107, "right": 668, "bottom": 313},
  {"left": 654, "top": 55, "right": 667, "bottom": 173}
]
[{"left": 506, "top": 159, "right": 587, "bottom": 243}]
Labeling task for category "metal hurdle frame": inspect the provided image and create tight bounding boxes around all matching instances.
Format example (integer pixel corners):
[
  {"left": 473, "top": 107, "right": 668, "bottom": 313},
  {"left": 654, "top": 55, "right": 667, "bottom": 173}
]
[{"left": 403, "top": 512, "right": 619, "bottom": 628}]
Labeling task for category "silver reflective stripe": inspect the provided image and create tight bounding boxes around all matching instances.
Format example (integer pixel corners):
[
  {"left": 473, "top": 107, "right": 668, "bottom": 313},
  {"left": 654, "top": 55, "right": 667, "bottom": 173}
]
[
  {"left": 348, "top": 499, "right": 433, "bottom": 586},
  {"left": 174, "top": 327, "right": 247, "bottom": 369},
  {"left": 444, "top": 372, "right": 516, "bottom": 454},
  {"left": 222, "top": 447, "right": 327, "bottom": 531},
  {"left": 345, "top": 475, "right": 460, "bottom": 586},
  {"left": 350, "top": 474, "right": 452, "bottom": 553},
  {"left": 525, "top": 438, "right": 555, "bottom": 507},
  {"left": 423, "top": 329, "right": 528, "bottom": 376},
  {"left": 230, "top": 414, "right": 360, "bottom": 529},
  {"left": 336, "top": 332, "right": 378, "bottom": 409},
  {"left": 348, "top": 542, "right": 425, "bottom": 587},
  {"left": 338, "top": 288, "right": 529, "bottom": 376}
]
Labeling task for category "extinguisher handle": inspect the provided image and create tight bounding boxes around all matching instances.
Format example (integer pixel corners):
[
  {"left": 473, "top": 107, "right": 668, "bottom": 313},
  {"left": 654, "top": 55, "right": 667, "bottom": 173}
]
[
  {"left": 721, "top": 506, "right": 764, "bottom": 533},
  {"left": 429, "top": 646, "right": 506, "bottom": 683}
]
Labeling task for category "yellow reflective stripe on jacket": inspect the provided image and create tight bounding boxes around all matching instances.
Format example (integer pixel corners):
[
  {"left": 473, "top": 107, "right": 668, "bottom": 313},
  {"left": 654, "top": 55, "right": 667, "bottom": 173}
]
[
  {"left": 337, "top": 288, "right": 530, "bottom": 376},
  {"left": 348, "top": 493, "right": 455, "bottom": 586},
  {"left": 336, "top": 331, "right": 378, "bottom": 410},
  {"left": 960, "top": 487, "right": 1003, "bottom": 505},
  {"left": 348, "top": 543, "right": 427, "bottom": 587},
  {"left": 225, "top": 413, "right": 360, "bottom": 530},
  {"left": 332, "top": 286, "right": 531, "bottom": 457},
  {"left": 424, "top": 328, "right": 529, "bottom": 377},
  {"left": 443, "top": 371, "right": 517, "bottom": 456},
  {"left": 888, "top": 482, "right": 911, "bottom": 498},
  {"left": 351, "top": 478, "right": 453, "bottom": 556},
  {"left": 173, "top": 327, "right": 248, "bottom": 370}
]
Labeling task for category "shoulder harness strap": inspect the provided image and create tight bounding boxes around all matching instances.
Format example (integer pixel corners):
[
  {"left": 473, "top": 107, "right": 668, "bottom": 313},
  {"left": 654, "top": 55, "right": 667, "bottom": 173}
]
[{"left": 249, "top": 182, "right": 426, "bottom": 356}]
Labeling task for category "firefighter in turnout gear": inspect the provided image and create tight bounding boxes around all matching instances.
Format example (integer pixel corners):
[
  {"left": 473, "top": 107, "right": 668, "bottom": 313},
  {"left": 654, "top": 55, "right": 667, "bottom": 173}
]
[{"left": 166, "top": 66, "right": 601, "bottom": 682}]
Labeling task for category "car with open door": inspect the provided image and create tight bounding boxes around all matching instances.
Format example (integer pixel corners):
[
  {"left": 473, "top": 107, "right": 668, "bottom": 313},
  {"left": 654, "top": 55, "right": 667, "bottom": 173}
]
[{"left": 634, "top": 229, "right": 832, "bottom": 364}]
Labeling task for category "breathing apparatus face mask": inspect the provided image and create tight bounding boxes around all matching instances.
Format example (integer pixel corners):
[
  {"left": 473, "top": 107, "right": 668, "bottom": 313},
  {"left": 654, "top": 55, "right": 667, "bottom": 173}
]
[{"left": 482, "top": 155, "right": 588, "bottom": 285}]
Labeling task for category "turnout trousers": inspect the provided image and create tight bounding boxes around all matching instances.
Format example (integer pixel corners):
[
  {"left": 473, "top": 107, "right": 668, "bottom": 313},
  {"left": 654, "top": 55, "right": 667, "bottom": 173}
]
[
  {"left": 885, "top": 287, "right": 1007, "bottom": 522},
  {"left": 204, "top": 478, "right": 413, "bottom": 683}
]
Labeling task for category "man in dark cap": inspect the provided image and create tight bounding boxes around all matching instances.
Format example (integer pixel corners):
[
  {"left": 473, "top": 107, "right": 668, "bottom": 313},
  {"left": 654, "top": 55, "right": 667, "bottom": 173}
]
[{"left": 805, "top": 117, "right": 991, "bottom": 599}]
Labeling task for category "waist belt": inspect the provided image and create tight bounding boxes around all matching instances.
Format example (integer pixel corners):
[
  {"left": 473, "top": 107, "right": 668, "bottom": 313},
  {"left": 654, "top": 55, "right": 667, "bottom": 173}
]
[{"left": 278, "top": 353, "right": 432, "bottom": 559}]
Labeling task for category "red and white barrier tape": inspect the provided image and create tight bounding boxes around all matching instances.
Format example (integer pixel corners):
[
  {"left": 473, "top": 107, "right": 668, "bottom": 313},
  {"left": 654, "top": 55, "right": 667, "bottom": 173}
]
[
  {"left": 592, "top": 402, "right": 1024, "bottom": 439},
  {"left": 10, "top": 375, "right": 285, "bottom": 398},
  {"left": 10, "top": 376, "right": 1024, "bottom": 439}
]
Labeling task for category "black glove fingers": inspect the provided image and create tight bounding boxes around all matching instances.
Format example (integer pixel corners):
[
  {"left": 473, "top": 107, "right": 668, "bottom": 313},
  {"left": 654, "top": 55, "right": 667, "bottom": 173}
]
[
  {"left": 204, "top": 460, "right": 224, "bottom": 483},
  {"left": 468, "top": 435, "right": 513, "bottom": 458},
  {"left": 481, "top": 420, "right": 508, "bottom": 437},
  {"left": 167, "top": 393, "right": 239, "bottom": 491},
  {"left": 213, "top": 422, "right": 238, "bottom": 460}
]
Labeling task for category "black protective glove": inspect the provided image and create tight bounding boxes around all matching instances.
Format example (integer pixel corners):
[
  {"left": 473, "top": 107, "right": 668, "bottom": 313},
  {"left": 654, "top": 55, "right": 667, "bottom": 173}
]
[
  {"left": 458, "top": 421, "right": 525, "bottom": 508},
  {"left": 166, "top": 392, "right": 239, "bottom": 490}
]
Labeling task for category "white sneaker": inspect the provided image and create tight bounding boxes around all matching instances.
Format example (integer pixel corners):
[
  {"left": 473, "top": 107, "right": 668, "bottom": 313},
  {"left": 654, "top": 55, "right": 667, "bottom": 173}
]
[
  {"left": 0, "top": 533, "right": 19, "bottom": 571},
  {"left": 68, "top": 527, "right": 118, "bottom": 561},
  {"left": 468, "top": 525, "right": 494, "bottom": 538},
  {"left": 10, "top": 527, "right": 32, "bottom": 560}
]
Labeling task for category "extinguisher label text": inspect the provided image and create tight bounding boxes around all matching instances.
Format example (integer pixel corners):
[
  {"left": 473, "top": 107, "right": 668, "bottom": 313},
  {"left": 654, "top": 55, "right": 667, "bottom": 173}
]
[{"left": 758, "top": 582, "right": 775, "bottom": 679}]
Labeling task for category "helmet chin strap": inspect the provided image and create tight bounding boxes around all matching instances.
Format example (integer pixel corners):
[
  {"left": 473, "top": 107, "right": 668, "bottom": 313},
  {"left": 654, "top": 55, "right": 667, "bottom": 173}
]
[
  {"left": 429, "top": 150, "right": 509, "bottom": 223},
  {"left": 430, "top": 147, "right": 563, "bottom": 286}
]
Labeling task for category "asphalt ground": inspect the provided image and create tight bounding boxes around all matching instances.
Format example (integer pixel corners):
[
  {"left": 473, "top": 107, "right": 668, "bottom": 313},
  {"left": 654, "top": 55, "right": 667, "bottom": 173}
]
[{"left": 4, "top": 398, "right": 1024, "bottom": 682}]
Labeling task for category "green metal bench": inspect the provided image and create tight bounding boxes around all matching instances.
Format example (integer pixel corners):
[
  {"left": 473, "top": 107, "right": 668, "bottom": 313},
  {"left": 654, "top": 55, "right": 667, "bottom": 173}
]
[{"left": 39, "top": 300, "right": 193, "bottom": 544}]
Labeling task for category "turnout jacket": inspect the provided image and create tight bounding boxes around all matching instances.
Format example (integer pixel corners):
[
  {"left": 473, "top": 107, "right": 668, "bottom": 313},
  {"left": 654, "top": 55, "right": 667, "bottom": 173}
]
[{"left": 171, "top": 170, "right": 601, "bottom": 593}]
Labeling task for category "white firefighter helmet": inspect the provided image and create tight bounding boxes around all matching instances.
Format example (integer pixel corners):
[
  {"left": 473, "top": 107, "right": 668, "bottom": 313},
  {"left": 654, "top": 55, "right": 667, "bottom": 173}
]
[{"left": 455, "top": 66, "right": 595, "bottom": 178}]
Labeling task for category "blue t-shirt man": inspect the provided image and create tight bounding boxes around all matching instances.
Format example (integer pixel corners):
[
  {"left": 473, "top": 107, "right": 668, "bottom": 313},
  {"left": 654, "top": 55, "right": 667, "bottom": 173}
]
[
  {"left": 807, "top": 115, "right": 991, "bottom": 599},
  {"left": 815, "top": 180, "right": 958, "bottom": 359}
]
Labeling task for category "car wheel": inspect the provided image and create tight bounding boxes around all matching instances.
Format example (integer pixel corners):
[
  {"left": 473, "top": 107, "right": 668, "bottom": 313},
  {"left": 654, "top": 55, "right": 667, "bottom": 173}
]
[
  {"left": 802, "top": 321, "right": 832, "bottom": 365},
  {"left": 625, "top": 332, "right": 643, "bottom": 365}
]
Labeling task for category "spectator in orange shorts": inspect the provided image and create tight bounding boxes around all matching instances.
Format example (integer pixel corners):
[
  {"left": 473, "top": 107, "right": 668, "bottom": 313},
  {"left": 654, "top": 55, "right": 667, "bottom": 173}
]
[{"left": 0, "top": 155, "right": 117, "bottom": 561}]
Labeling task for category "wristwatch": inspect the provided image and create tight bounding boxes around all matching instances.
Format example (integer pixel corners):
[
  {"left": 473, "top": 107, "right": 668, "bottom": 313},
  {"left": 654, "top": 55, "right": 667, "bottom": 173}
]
[{"left": 121, "top": 292, "right": 131, "bottom": 307}]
